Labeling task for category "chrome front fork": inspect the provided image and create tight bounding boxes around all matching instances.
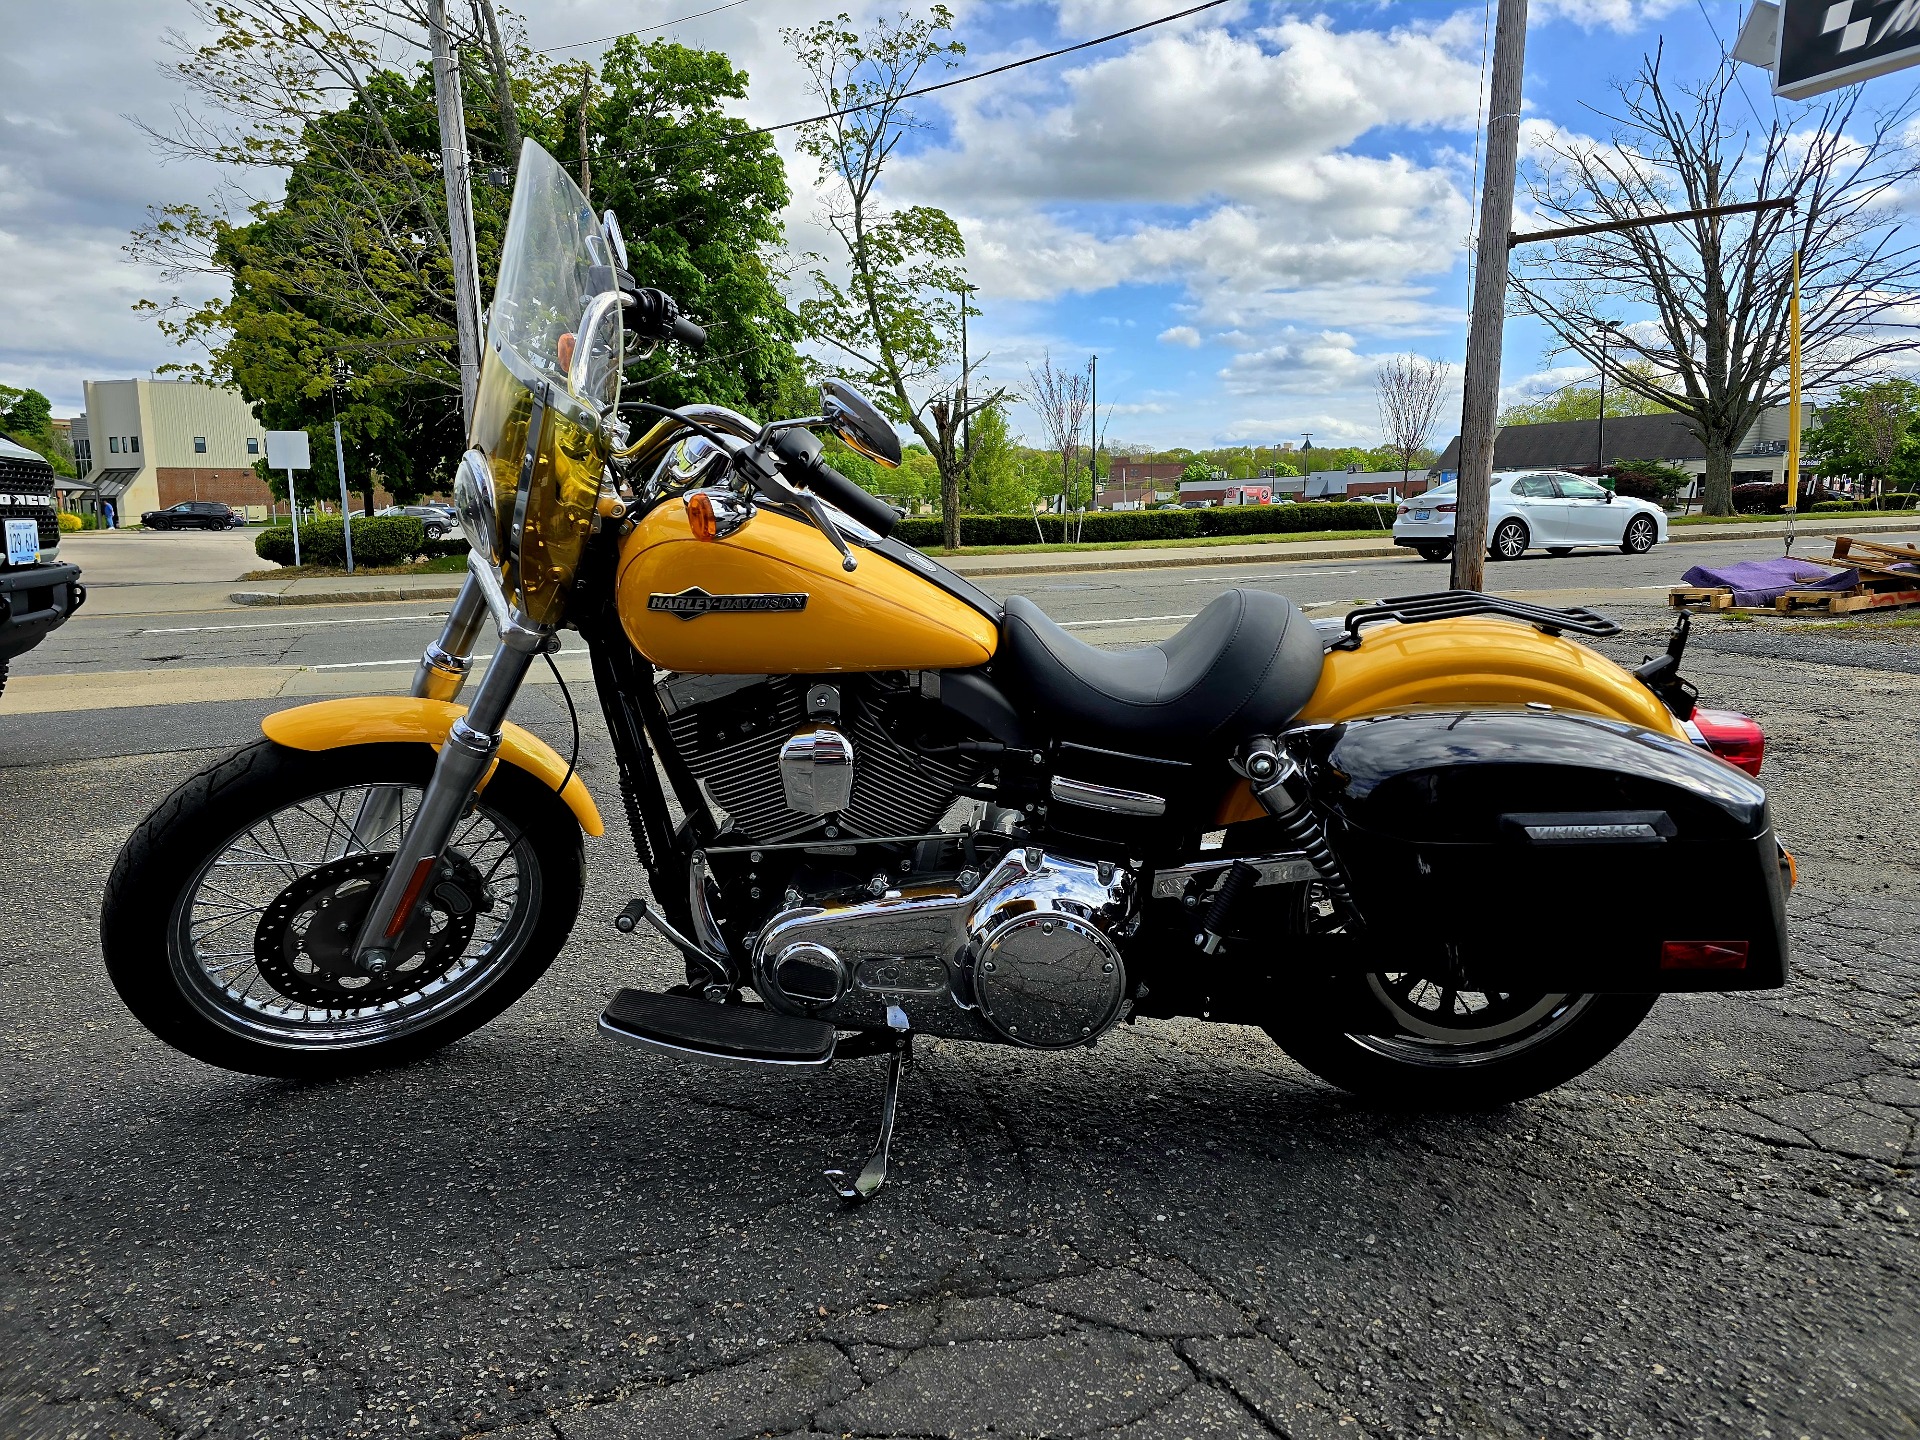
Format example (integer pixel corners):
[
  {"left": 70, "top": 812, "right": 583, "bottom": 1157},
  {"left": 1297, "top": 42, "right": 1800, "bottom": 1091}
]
[{"left": 350, "top": 561, "right": 550, "bottom": 968}]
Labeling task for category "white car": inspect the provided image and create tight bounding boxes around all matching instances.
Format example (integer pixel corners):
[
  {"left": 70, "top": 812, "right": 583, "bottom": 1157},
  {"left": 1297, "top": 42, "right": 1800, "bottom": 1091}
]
[{"left": 1392, "top": 470, "right": 1668, "bottom": 562}]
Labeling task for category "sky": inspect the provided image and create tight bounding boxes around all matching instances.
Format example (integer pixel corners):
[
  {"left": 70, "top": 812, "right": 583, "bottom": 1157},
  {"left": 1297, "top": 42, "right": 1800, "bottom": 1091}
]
[{"left": 0, "top": 0, "right": 1787, "bottom": 451}]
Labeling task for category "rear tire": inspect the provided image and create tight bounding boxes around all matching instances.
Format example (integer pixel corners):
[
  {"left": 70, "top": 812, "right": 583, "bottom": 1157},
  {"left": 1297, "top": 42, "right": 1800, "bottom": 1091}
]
[
  {"left": 102, "top": 739, "right": 584, "bottom": 1078},
  {"left": 1490, "top": 518, "right": 1529, "bottom": 561},
  {"left": 1266, "top": 980, "right": 1658, "bottom": 1109},
  {"left": 1415, "top": 543, "right": 1452, "bottom": 562}
]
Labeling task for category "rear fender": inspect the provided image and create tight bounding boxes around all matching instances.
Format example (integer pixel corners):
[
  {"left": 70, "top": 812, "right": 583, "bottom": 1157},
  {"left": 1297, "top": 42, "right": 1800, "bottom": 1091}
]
[
  {"left": 260, "top": 696, "right": 604, "bottom": 837},
  {"left": 1213, "top": 618, "right": 1687, "bottom": 825}
]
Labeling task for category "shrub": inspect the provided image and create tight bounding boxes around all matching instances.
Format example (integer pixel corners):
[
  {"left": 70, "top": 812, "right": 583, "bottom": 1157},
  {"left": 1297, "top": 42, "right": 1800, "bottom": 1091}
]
[
  {"left": 1811, "top": 499, "right": 1857, "bottom": 512},
  {"left": 253, "top": 514, "right": 427, "bottom": 567},
  {"left": 57, "top": 511, "right": 84, "bottom": 532},
  {"left": 1880, "top": 490, "right": 1920, "bottom": 510},
  {"left": 895, "top": 501, "right": 1395, "bottom": 549},
  {"left": 1732, "top": 482, "right": 1788, "bottom": 513}
]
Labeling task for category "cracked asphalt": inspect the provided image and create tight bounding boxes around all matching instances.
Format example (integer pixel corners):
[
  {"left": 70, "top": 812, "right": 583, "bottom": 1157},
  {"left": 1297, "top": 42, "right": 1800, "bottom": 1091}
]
[{"left": 2, "top": 591, "right": 1917, "bottom": 1439}]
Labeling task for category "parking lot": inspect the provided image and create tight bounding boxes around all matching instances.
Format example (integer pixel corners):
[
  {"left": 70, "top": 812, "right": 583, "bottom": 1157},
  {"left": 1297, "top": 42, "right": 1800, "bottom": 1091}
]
[{"left": 2, "top": 540, "right": 1917, "bottom": 1439}]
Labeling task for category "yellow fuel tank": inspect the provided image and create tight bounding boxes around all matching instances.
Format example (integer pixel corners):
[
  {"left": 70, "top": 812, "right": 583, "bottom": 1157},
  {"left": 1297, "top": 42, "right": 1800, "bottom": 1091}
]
[{"left": 616, "top": 499, "right": 998, "bottom": 674}]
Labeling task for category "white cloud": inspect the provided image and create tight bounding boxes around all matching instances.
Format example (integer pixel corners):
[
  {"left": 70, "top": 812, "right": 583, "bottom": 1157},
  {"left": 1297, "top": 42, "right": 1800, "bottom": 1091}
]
[
  {"left": 1158, "top": 325, "right": 1202, "bottom": 347},
  {"left": 1531, "top": 0, "right": 1688, "bottom": 32}
]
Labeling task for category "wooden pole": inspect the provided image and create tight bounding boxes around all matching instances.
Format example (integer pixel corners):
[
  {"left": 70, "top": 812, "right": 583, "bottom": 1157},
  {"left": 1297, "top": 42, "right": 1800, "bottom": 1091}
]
[
  {"left": 427, "top": 0, "right": 484, "bottom": 435},
  {"left": 1451, "top": 0, "right": 1529, "bottom": 592},
  {"left": 578, "top": 64, "right": 593, "bottom": 204}
]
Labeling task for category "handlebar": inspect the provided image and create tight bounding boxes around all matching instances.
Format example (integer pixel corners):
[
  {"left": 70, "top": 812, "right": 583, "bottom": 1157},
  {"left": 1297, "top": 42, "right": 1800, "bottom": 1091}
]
[
  {"left": 619, "top": 284, "right": 705, "bottom": 353},
  {"left": 770, "top": 430, "right": 900, "bottom": 538},
  {"left": 670, "top": 314, "right": 707, "bottom": 350}
]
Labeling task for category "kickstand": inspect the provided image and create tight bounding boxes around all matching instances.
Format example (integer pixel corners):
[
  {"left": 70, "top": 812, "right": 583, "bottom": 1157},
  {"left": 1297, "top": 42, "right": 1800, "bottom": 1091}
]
[{"left": 826, "top": 1006, "right": 911, "bottom": 1202}]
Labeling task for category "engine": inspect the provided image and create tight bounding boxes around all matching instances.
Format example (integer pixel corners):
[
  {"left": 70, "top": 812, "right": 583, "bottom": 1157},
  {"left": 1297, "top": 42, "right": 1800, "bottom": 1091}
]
[
  {"left": 657, "top": 671, "right": 979, "bottom": 844},
  {"left": 750, "top": 848, "right": 1133, "bottom": 1048}
]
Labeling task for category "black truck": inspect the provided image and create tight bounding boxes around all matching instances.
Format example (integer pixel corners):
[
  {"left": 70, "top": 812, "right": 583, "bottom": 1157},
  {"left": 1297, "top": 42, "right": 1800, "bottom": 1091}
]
[{"left": 0, "top": 436, "right": 84, "bottom": 697}]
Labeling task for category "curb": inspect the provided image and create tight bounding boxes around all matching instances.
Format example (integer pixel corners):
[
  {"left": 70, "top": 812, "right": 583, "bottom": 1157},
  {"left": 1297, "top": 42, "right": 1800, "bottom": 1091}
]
[
  {"left": 946, "top": 543, "right": 1406, "bottom": 577},
  {"left": 229, "top": 584, "right": 466, "bottom": 607}
]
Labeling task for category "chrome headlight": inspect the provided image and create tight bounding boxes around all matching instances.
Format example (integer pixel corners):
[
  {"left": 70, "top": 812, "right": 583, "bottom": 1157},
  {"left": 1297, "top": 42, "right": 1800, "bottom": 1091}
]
[{"left": 455, "top": 448, "right": 499, "bottom": 566}]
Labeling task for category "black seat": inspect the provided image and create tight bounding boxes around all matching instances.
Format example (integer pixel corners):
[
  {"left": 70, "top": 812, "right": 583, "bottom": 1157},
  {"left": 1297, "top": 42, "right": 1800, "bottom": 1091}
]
[{"left": 997, "top": 589, "right": 1325, "bottom": 757}]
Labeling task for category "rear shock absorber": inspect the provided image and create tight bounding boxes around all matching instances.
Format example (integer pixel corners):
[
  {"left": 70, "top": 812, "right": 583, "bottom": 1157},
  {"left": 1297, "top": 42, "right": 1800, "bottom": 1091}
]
[{"left": 1235, "top": 738, "right": 1363, "bottom": 927}]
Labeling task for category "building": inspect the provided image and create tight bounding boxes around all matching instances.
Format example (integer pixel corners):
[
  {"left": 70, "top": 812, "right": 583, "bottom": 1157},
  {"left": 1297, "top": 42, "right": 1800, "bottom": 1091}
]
[
  {"left": 80, "top": 378, "right": 274, "bottom": 518},
  {"left": 1106, "top": 460, "right": 1189, "bottom": 493},
  {"left": 1177, "top": 480, "right": 1272, "bottom": 506},
  {"left": 1431, "top": 405, "right": 1812, "bottom": 492},
  {"left": 1304, "top": 469, "right": 1405, "bottom": 500},
  {"left": 65, "top": 415, "right": 90, "bottom": 476}
]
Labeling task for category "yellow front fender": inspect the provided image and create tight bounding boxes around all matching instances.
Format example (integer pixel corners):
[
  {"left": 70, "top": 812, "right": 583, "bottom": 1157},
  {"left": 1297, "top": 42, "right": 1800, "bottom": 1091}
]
[{"left": 261, "top": 696, "right": 604, "bottom": 837}]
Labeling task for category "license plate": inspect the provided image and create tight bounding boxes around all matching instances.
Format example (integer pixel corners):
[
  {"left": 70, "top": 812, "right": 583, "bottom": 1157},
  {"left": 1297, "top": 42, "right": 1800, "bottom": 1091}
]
[
  {"left": 1413, "top": 510, "right": 1430, "bottom": 521},
  {"left": 4, "top": 517, "right": 38, "bottom": 565}
]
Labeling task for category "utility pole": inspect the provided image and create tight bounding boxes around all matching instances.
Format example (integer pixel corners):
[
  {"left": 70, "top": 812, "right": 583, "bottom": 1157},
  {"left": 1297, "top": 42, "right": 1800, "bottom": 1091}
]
[
  {"left": 1451, "top": 0, "right": 1528, "bottom": 593},
  {"left": 1594, "top": 321, "right": 1617, "bottom": 476},
  {"left": 577, "top": 63, "right": 593, "bottom": 203},
  {"left": 427, "top": 0, "right": 484, "bottom": 434},
  {"left": 957, "top": 284, "right": 972, "bottom": 496},
  {"left": 1088, "top": 354, "right": 1098, "bottom": 509}
]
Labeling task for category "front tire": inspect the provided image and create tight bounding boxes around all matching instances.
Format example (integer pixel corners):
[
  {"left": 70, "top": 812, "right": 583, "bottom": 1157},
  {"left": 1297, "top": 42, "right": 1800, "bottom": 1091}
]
[
  {"left": 1622, "top": 515, "right": 1658, "bottom": 554},
  {"left": 102, "top": 739, "right": 584, "bottom": 1077},
  {"left": 1266, "top": 978, "right": 1658, "bottom": 1109},
  {"left": 1490, "top": 518, "right": 1529, "bottom": 561}
]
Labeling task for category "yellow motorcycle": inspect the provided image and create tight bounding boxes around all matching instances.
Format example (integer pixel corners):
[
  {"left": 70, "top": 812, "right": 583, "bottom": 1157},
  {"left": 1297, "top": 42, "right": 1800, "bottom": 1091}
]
[{"left": 102, "top": 144, "right": 1792, "bottom": 1198}]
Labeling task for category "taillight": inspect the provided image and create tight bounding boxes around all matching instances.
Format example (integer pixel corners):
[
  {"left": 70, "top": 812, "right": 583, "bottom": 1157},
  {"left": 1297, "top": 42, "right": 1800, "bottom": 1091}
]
[
  {"left": 1692, "top": 707, "right": 1764, "bottom": 776},
  {"left": 1435, "top": 502, "right": 1457, "bottom": 513},
  {"left": 1660, "top": 940, "right": 1749, "bottom": 971},
  {"left": 1396, "top": 505, "right": 1409, "bottom": 516}
]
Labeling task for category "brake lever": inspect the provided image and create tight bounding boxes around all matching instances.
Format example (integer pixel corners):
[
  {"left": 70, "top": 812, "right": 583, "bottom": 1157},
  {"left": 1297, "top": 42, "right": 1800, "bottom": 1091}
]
[{"left": 733, "top": 444, "right": 859, "bottom": 572}]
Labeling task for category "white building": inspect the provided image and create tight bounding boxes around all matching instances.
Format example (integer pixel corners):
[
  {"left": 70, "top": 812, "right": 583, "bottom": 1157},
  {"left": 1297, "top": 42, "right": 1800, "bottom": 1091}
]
[{"left": 81, "top": 379, "right": 271, "bottom": 518}]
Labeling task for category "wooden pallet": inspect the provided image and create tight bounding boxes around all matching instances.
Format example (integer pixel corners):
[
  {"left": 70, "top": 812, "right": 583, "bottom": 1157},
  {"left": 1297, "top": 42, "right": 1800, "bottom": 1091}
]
[
  {"left": 1773, "top": 586, "right": 1920, "bottom": 614},
  {"left": 1668, "top": 586, "right": 1739, "bottom": 609}
]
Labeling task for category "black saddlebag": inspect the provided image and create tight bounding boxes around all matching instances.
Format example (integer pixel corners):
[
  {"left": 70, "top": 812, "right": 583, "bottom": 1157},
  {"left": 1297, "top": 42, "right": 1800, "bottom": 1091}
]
[{"left": 1298, "top": 709, "right": 1790, "bottom": 991}]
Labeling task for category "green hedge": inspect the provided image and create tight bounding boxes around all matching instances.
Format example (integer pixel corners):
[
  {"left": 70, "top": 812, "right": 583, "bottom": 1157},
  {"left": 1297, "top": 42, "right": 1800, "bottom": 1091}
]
[
  {"left": 896, "top": 501, "right": 1395, "bottom": 549},
  {"left": 255, "top": 514, "right": 427, "bottom": 567}
]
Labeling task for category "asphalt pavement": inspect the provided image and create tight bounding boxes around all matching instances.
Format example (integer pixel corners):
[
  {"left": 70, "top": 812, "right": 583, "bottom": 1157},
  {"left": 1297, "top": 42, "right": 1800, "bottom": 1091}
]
[{"left": 2, "top": 535, "right": 1917, "bottom": 1438}]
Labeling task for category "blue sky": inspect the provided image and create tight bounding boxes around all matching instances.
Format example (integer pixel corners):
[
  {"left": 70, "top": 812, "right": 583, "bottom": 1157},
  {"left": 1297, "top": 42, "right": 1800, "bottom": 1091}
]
[{"left": 0, "top": 0, "right": 1784, "bottom": 451}]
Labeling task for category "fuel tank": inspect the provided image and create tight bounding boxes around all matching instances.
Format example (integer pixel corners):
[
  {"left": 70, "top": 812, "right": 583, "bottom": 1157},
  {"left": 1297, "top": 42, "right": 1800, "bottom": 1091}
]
[{"left": 616, "top": 498, "right": 998, "bottom": 674}]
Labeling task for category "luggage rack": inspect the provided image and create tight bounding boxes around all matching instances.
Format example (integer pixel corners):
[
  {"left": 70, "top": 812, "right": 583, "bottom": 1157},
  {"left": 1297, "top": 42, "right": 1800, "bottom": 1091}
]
[{"left": 1332, "top": 590, "right": 1620, "bottom": 650}]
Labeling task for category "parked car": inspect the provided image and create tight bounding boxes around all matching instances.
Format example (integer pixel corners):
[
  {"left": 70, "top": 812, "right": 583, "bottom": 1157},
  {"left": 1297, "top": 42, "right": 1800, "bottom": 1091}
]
[
  {"left": 378, "top": 503, "right": 458, "bottom": 539},
  {"left": 0, "top": 437, "right": 84, "bottom": 698},
  {"left": 142, "top": 500, "right": 239, "bottom": 531},
  {"left": 1392, "top": 471, "right": 1667, "bottom": 562}
]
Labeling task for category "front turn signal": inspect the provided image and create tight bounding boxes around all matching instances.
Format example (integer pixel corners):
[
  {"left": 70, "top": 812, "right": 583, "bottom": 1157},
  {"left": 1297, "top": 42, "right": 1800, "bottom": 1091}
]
[{"left": 686, "top": 490, "right": 718, "bottom": 542}]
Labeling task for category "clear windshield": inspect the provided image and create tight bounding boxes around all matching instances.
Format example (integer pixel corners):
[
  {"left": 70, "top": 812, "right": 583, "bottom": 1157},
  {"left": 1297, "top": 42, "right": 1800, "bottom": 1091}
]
[{"left": 488, "top": 140, "right": 618, "bottom": 404}]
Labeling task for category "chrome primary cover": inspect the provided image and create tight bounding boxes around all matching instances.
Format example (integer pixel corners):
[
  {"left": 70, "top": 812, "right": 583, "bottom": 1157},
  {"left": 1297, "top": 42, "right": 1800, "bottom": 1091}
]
[{"left": 750, "top": 848, "right": 1133, "bottom": 1048}]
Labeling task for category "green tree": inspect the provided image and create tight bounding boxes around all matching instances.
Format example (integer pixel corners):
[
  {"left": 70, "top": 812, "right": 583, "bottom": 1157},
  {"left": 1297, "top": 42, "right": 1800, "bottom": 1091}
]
[
  {"left": 959, "top": 402, "right": 1026, "bottom": 512},
  {"left": 1805, "top": 380, "right": 1920, "bottom": 502},
  {"left": 1181, "top": 460, "right": 1218, "bottom": 484},
  {"left": 0, "top": 386, "right": 74, "bottom": 476},
  {"left": 587, "top": 38, "right": 806, "bottom": 417},
  {"left": 1499, "top": 366, "right": 1673, "bottom": 426}
]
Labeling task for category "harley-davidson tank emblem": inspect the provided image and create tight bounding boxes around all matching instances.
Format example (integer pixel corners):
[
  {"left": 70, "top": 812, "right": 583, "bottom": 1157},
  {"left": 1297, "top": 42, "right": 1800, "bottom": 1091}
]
[{"left": 647, "top": 586, "right": 809, "bottom": 621}]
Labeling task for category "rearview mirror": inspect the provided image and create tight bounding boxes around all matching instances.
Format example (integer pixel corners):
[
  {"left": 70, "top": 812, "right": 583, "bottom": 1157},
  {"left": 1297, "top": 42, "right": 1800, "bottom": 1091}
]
[{"left": 821, "top": 379, "right": 902, "bottom": 469}]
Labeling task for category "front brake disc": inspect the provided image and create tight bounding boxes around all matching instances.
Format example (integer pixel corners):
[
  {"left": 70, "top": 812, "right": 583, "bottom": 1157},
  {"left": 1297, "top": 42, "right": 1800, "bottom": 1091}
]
[{"left": 253, "top": 852, "right": 482, "bottom": 1007}]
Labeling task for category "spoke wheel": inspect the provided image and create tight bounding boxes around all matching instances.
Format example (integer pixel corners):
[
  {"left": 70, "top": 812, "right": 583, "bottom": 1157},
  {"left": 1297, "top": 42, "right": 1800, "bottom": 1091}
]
[
  {"left": 1490, "top": 518, "right": 1529, "bottom": 561},
  {"left": 105, "top": 739, "right": 584, "bottom": 1076},
  {"left": 1622, "top": 515, "right": 1657, "bottom": 554},
  {"left": 1356, "top": 975, "right": 1592, "bottom": 1066}
]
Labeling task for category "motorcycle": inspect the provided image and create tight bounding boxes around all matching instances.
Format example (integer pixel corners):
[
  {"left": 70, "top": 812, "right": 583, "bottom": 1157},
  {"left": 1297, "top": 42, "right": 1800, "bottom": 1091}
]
[{"left": 102, "top": 143, "right": 1792, "bottom": 1200}]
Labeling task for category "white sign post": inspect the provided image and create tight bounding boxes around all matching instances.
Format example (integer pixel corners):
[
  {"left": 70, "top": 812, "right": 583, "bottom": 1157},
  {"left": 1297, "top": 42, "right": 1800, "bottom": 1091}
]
[{"left": 266, "top": 430, "right": 312, "bottom": 566}]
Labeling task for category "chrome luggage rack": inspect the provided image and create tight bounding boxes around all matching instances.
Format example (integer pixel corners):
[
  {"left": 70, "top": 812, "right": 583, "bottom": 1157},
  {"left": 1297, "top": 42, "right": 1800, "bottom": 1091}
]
[{"left": 1332, "top": 590, "right": 1620, "bottom": 650}]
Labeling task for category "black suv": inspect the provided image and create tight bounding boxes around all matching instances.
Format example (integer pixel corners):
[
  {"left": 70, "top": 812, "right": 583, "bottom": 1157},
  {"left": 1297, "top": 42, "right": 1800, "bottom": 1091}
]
[
  {"left": 0, "top": 437, "right": 84, "bottom": 697},
  {"left": 143, "top": 500, "right": 240, "bottom": 530}
]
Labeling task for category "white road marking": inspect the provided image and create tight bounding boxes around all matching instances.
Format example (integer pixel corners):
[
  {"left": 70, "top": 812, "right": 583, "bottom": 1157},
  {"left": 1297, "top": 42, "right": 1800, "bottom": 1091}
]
[
  {"left": 138, "top": 613, "right": 447, "bottom": 635},
  {"left": 1059, "top": 613, "right": 1196, "bottom": 629},
  {"left": 1180, "top": 568, "right": 1359, "bottom": 582}
]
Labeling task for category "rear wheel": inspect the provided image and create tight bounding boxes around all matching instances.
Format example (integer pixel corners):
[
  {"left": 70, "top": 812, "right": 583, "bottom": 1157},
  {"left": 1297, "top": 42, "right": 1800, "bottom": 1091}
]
[
  {"left": 1266, "top": 975, "right": 1658, "bottom": 1109},
  {"left": 1415, "top": 543, "right": 1452, "bottom": 562},
  {"left": 1490, "top": 518, "right": 1529, "bottom": 561},
  {"left": 102, "top": 739, "right": 584, "bottom": 1077},
  {"left": 1622, "top": 514, "right": 1658, "bottom": 554}
]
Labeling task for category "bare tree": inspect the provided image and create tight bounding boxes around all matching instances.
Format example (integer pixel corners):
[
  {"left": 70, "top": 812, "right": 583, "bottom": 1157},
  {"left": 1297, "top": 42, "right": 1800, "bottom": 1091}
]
[
  {"left": 1026, "top": 352, "right": 1092, "bottom": 539},
  {"left": 1375, "top": 355, "right": 1451, "bottom": 493},
  {"left": 1512, "top": 47, "right": 1920, "bottom": 514}
]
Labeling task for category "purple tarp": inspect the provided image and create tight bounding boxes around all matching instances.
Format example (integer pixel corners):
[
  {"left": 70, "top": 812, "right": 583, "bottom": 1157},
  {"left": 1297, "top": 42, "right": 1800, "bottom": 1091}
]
[{"left": 1679, "top": 557, "right": 1862, "bottom": 607}]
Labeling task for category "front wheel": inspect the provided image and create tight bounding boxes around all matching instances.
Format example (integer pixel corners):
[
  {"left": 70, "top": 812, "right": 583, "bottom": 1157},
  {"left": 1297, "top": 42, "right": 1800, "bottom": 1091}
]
[
  {"left": 1622, "top": 515, "right": 1658, "bottom": 554},
  {"left": 1265, "top": 976, "right": 1658, "bottom": 1109},
  {"left": 102, "top": 739, "right": 584, "bottom": 1077}
]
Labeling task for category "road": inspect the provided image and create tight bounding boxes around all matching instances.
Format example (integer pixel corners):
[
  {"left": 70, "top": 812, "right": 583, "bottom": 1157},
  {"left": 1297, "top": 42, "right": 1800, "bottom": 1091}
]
[{"left": 2, "top": 534, "right": 1917, "bottom": 1439}]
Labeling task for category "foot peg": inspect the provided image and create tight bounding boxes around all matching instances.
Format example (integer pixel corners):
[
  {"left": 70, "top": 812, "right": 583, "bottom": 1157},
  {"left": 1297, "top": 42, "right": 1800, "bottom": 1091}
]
[{"left": 825, "top": 1006, "right": 911, "bottom": 1202}]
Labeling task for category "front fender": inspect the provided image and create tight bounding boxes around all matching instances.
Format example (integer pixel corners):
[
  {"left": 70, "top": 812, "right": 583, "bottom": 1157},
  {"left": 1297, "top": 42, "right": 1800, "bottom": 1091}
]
[{"left": 260, "top": 696, "right": 604, "bottom": 837}]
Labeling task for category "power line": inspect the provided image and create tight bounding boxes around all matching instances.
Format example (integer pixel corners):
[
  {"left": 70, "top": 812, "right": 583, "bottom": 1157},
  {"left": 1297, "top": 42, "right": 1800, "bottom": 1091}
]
[
  {"left": 746, "top": 0, "right": 1231, "bottom": 139},
  {"left": 541, "top": 0, "right": 756, "bottom": 56}
]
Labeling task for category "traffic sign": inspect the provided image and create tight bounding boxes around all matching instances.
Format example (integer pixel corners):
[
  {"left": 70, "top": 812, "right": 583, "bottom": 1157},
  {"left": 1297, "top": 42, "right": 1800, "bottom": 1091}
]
[
  {"left": 265, "top": 430, "right": 311, "bottom": 470},
  {"left": 1739, "top": 0, "right": 1920, "bottom": 101}
]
